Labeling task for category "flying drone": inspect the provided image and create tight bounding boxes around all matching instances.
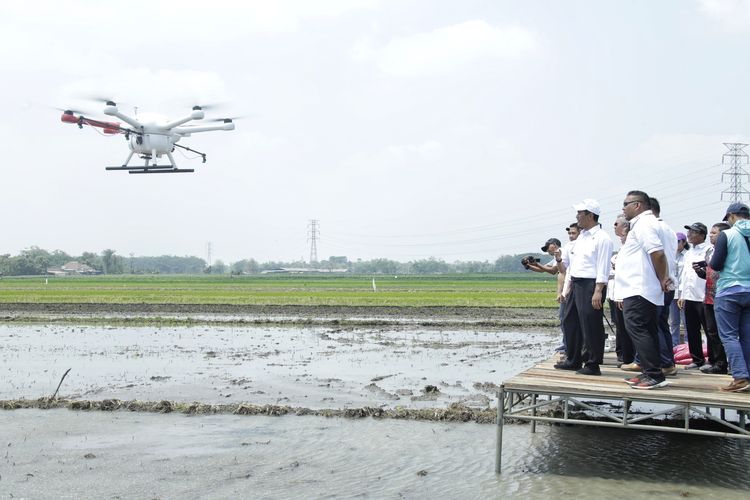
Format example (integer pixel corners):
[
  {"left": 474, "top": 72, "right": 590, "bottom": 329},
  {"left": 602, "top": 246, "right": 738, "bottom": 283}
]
[{"left": 60, "top": 101, "right": 236, "bottom": 174}]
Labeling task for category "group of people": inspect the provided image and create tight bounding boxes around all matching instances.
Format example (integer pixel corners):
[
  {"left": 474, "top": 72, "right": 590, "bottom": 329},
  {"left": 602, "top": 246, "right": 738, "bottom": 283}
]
[{"left": 527, "top": 193, "right": 750, "bottom": 392}]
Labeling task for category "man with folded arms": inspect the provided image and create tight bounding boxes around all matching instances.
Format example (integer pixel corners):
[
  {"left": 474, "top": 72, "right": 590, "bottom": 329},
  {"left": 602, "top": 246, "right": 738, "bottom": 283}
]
[
  {"left": 615, "top": 190, "right": 672, "bottom": 390},
  {"left": 555, "top": 198, "right": 613, "bottom": 376}
]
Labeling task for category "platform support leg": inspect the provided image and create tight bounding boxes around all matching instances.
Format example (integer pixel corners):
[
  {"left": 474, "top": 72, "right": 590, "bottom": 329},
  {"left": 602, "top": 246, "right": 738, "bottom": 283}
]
[
  {"left": 495, "top": 386, "right": 505, "bottom": 474},
  {"left": 531, "top": 394, "right": 537, "bottom": 434}
]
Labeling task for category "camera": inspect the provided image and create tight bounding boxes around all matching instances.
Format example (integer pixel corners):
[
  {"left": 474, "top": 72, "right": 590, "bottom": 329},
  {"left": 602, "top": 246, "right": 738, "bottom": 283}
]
[{"left": 521, "top": 256, "right": 541, "bottom": 270}]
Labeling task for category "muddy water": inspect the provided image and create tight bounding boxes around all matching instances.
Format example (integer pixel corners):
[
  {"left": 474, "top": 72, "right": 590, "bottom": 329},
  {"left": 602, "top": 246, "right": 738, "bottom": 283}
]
[
  {"left": 3, "top": 324, "right": 749, "bottom": 498},
  {"left": 2, "top": 409, "right": 749, "bottom": 499},
  {"left": 0, "top": 325, "right": 555, "bottom": 408}
]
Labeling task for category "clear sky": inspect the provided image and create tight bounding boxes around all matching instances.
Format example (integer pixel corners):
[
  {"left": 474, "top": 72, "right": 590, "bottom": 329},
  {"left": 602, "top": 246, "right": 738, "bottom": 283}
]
[{"left": 2, "top": 0, "right": 749, "bottom": 264}]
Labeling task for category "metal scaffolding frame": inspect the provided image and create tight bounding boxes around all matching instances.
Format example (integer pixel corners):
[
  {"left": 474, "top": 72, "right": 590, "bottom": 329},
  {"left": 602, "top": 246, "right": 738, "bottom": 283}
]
[{"left": 494, "top": 385, "right": 750, "bottom": 474}]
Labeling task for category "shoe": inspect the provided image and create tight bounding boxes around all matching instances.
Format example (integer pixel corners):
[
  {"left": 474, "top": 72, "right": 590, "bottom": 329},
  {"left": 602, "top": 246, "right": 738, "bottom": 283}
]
[
  {"left": 620, "top": 362, "right": 641, "bottom": 372},
  {"left": 624, "top": 373, "right": 646, "bottom": 385},
  {"left": 706, "top": 365, "right": 728, "bottom": 375},
  {"left": 684, "top": 362, "right": 704, "bottom": 370},
  {"left": 554, "top": 362, "right": 581, "bottom": 371},
  {"left": 720, "top": 379, "right": 750, "bottom": 393},
  {"left": 662, "top": 366, "right": 678, "bottom": 377},
  {"left": 630, "top": 376, "right": 669, "bottom": 390},
  {"left": 699, "top": 364, "right": 714, "bottom": 373},
  {"left": 554, "top": 345, "right": 566, "bottom": 352},
  {"left": 576, "top": 366, "right": 601, "bottom": 376}
]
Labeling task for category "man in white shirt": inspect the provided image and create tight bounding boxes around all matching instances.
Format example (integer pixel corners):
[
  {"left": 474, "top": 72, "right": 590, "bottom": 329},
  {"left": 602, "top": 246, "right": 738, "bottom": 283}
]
[
  {"left": 677, "top": 222, "right": 710, "bottom": 369},
  {"left": 615, "top": 190, "right": 672, "bottom": 389},
  {"left": 555, "top": 198, "right": 613, "bottom": 376},
  {"left": 650, "top": 197, "right": 678, "bottom": 376}
]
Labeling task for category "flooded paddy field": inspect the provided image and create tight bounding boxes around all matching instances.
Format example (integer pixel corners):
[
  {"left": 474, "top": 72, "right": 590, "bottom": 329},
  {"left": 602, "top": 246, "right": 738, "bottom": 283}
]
[
  {"left": 2, "top": 322, "right": 750, "bottom": 498},
  {"left": 3, "top": 410, "right": 749, "bottom": 499},
  {"left": 0, "top": 324, "right": 555, "bottom": 408}
]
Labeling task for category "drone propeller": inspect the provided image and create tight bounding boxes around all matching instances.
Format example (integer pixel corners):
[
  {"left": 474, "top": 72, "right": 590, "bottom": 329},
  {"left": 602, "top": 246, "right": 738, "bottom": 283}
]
[
  {"left": 53, "top": 106, "right": 91, "bottom": 116},
  {"left": 206, "top": 115, "right": 246, "bottom": 122},
  {"left": 192, "top": 102, "right": 226, "bottom": 111}
]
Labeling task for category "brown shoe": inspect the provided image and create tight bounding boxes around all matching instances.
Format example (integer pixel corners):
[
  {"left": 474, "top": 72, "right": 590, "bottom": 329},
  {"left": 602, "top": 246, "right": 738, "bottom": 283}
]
[
  {"left": 720, "top": 379, "right": 750, "bottom": 393},
  {"left": 662, "top": 366, "right": 678, "bottom": 377},
  {"left": 620, "top": 362, "right": 641, "bottom": 372}
]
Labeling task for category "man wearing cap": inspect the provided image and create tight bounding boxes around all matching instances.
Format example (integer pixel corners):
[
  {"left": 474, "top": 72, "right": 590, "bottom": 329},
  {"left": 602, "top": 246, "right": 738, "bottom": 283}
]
[
  {"left": 677, "top": 222, "right": 711, "bottom": 369},
  {"left": 711, "top": 202, "right": 750, "bottom": 392},
  {"left": 555, "top": 198, "right": 613, "bottom": 376},
  {"left": 615, "top": 190, "right": 672, "bottom": 389},
  {"left": 526, "top": 238, "right": 562, "bottom": 275},
  {"left": 670, "top": 232, "right": 689, "bottom": 346}
]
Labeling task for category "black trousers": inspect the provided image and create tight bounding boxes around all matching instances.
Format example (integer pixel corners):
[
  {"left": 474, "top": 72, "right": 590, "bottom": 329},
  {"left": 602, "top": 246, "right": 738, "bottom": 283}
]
[
  {"left": 611, "top": 299, "right": 634, "bottom": 365},
  {"left": 684, "top": 299, "right": 708, "bottom": 365},
  {"left": 562, "top": 278, "right": 606, "bottom": 369},
  {"left": 704, "top": 303, "right": 727, "bottom": 369},
  {"left": 623, "top": 295, "right": 663, "bottom": 380}
]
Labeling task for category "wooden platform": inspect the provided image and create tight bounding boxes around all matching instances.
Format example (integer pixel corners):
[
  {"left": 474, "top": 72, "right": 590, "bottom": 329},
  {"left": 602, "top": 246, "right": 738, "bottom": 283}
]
[
  {"left": 504, "top": 352, "right": 750, "bottom": 410},
  {"left": 495, "top": 352, "right": 750, "bottom": 473}
]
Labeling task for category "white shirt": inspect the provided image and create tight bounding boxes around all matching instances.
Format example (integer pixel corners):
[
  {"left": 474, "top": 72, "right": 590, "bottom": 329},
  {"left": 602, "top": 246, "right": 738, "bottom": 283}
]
[
  {"left": 675, "top": 250, "right": 686, "bottom": 287},
  {"left": 656, "top": 219, "right": 678, "bottom": 284},
  {"left": 614, "top": 211, "right": 665, "bottom": 305},
  {"left": 560, "top": 240, "right": 575, "bottom": 296},
  {"left": 567, "top": 225, "right": 613, "bottom": 283},
  {"left": 678, "top": 241, "right": 710, "bottom": 301}
]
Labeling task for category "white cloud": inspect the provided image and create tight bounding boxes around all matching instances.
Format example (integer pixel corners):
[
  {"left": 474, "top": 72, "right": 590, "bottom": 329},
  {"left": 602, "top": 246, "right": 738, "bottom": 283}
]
[
  {"left": 386, "top": 140, "right": 445, "bottom": 162},
  {"left": 352, "top": 20, "right": 537, "bottom": 77},
  {"left": 697, "top": 0, "right": 750, "bottom": 32}
]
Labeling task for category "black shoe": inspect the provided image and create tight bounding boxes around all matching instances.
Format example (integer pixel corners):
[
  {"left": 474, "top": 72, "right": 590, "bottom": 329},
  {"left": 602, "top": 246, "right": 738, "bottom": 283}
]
[
  {"left": 554, "top": 362, "right": 581, "bottom": 371},
  {"left": 707, "top": 365, "right": 728, "bottom": 375},
  {"left": 576, "top": 366, "right": 601, "bottom": 376}
]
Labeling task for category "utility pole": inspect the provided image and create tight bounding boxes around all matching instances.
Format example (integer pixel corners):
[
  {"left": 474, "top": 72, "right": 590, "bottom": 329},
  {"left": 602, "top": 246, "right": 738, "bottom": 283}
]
[
  {"left": 307, "top": 220, "right": 319, "bottom": 264},
  {"left": 721, "top": 142, "right": 750, "bottom": 202},
  {"left": 206, "top": 241, "right": 212, "bottom": 272}
]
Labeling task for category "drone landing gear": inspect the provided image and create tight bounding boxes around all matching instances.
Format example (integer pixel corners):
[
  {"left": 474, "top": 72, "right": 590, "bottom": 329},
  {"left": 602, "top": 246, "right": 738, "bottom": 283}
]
[
  {"left": 106, "top": 151, "right": 194, "bottom": 174},
  {"left": 105, "top": 165, "right": 195, "bottom": 174}
]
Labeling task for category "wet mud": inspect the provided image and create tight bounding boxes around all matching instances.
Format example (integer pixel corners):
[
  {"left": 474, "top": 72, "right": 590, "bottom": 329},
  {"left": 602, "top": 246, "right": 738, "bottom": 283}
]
[{"left": 0, "top": 302, "right": 558, "bottom": 328}]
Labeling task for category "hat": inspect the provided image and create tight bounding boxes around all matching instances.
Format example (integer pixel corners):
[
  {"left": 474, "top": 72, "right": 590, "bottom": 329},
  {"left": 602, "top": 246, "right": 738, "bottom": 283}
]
[
  {"left": 541, "top": 238, "right": 562, "bottom": 252},
  {"left": 572, "top": 198, "right": 601, "bottom": 215},
  {"left": 676, "top": 232, "right": 687, "bottom": 241},
  {"left": 722, "top": 202, "right": 750, "bottom": 221},
  {"left": 684, "top": 222, "right": 708, "bottom": 235}
]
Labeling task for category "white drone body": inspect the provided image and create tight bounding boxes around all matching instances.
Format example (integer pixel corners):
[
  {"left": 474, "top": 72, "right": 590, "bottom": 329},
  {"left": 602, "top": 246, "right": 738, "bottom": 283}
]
[{"left": 61, "top": 101, "right": 236, "bottom": 174}]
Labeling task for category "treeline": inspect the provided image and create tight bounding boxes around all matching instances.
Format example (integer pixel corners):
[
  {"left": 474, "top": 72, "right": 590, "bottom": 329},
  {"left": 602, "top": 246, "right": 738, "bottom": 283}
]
[{"left": 0, "top": 247, "right": 548, "bottom": 276}]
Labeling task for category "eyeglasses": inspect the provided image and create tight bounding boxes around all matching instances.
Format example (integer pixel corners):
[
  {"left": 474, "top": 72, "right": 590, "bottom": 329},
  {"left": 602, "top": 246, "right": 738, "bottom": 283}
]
[{"left": 622, "top": 200, "right": 640, "bottom": 207}]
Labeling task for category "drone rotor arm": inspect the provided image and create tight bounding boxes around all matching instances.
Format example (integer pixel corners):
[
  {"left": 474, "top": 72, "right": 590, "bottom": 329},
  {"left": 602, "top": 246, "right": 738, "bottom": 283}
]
[{"left": 172, "top": 122, "right": 235, "bottom": 134}]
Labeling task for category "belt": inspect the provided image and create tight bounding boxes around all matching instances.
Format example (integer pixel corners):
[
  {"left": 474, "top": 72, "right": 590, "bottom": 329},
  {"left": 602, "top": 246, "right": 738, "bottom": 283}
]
[{"left": 570, "top": 276, "right": 596, "bottom": 282}]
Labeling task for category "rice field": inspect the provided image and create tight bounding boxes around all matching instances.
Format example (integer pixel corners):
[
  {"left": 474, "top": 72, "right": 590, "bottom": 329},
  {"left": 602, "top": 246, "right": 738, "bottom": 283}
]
[{"left": 0, "top": 273, "right": 557, "bottom": 308}]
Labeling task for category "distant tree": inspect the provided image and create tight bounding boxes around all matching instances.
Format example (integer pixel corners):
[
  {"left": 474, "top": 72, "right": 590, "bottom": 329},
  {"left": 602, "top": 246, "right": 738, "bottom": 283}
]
[
  {"left": 410, "top": 257, "right": 451, "bottom": 274},
  {"left": 211, "top": 259, "right": 227, "bottom": 274}
]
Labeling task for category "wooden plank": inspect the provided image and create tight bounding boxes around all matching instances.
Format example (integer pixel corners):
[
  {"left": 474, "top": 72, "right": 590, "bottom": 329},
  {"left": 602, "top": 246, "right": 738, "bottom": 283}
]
[{"left": 503, "top": 353, "right": 750, "bottom": 409}]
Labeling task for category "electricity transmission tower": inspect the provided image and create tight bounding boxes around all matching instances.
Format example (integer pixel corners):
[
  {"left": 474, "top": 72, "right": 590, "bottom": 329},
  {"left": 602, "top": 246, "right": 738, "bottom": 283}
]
[
  {"left": 721, "top": 142, "right": 750, "bottom": 202},
  {"left": 206, "top": 241, "right": 212, "bottom": 270},
  {"left": 307, "top": 220, "right": 319, "bottom": 263}
]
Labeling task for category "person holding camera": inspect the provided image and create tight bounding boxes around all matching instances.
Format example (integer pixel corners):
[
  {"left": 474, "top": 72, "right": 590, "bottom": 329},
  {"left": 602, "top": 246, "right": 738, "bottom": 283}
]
[
  {"left": 523, "top": 237, "right": 566, "bottom": 352},
  {"left": 555, "top": 198, "right": 613, "bottom": 376},
  {"left": 677, "top": 222, "right": 711, "bottom": 369},
  {"left": 522, "top": 238, "right": 561, "bottom": 275}
]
